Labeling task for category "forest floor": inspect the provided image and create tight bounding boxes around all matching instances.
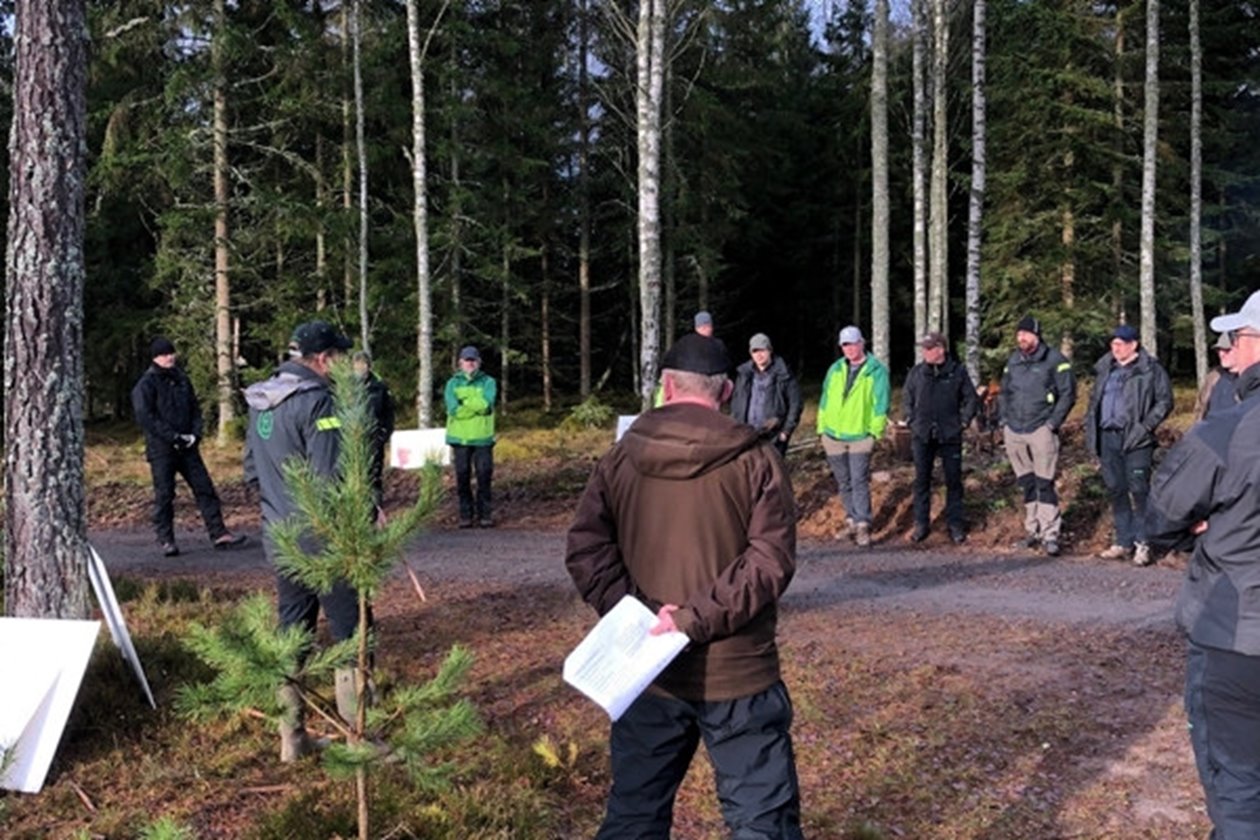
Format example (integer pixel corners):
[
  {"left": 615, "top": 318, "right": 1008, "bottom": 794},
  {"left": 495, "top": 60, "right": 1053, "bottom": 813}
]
[{"left": 0, "top": 411, "right": 1210, "bottom": 839}]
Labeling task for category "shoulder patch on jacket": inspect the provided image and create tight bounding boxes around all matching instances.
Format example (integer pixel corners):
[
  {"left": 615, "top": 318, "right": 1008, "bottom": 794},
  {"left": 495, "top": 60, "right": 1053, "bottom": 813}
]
[
  {"left": 315, "top": 416, "right": 341, "bottom": 431},
  {"left": 1057, "top": 362, "right": 1072, "bottom": 372}
]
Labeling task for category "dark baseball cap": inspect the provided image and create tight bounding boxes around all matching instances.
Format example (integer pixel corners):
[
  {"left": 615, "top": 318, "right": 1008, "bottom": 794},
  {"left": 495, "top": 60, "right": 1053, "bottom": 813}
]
[
  {"left": 290, "top": 320, "right": 353, "bottom": 356},
  {"left": 1111, "top": 324, "right": 1139, "bottom": 343},
  {"left": 661, "top": 333, "right": 730, "bottom": 375}
]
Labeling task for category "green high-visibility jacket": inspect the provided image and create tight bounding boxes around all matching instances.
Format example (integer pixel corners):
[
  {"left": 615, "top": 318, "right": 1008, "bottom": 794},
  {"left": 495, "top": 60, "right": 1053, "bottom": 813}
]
[
  {"left": 444, "top": 369, "right": 497, "bottom": 446},
  {"left": 817, "top": 355, "right": 890, "bottom": 441}
]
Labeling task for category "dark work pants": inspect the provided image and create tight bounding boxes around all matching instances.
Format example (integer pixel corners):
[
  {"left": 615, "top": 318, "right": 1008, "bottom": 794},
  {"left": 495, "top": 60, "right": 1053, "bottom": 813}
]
[
  {"left": 452, "top": 444, "right": 493, "bottom": 521},
  {"left": 148, "top": 449, "right": 228, "bottom": 544},
  {"left": 911, "top": 436, "right": 964, "bottom": 531},
  {"left": 1185, "top": 640, "right": 1260, "bottom": 839},
  {"left": 595, "top": 681, "right": 804, "bottom": 840},
  {"left": 275, "top": 571, "right": 364, "bottom": 644},
  {"left": 1098, "top": 431, "right": 1153, "bottom": 548}
]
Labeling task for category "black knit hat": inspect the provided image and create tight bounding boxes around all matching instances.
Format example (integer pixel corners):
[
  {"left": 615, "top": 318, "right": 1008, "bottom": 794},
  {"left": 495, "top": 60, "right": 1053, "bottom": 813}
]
[
  {"left": 1016, "top": 315, "right": 1041, "bottom": 336},
  {"left": 661, "top": 333, "right": 730, "bottom": 375},
  {"left": 150, "top": 337, "right": 176, "bottom": 357}
]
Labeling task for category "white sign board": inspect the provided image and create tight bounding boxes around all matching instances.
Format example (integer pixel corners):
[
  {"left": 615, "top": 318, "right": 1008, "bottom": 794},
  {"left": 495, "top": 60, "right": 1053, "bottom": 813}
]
[
  {"left": 615, "top": 415, "right": 639, "bottom": 443},
  {"left": 0, "top": 618, "right": 100, "bottom": 793},
  {"left": 390, "top": 428, "right": 450, "bottom": 468},
  {"left": 88, "top": 545, "right": 156, "bottom": 709}
]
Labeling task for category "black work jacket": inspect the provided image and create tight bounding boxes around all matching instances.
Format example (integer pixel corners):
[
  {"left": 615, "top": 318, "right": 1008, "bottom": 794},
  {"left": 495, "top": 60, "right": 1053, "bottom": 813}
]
[
  {"left": 1147, "top": 365, "right": 1260, "bottom": 655},
  {"left": 1083, "top": 349, "right": 1173, "bottom": 457},
  {"left": 998, "top": 341, "right": 1077, "bottom": 434},
  {"left": 131, "top": 364, "right": 205, "bottom": 460},
  {"left": 729, "top": 355, "right": 803, "bottom": 441},
  {"left": 902, "top": 356, "right": 978, "bottom": 444}
]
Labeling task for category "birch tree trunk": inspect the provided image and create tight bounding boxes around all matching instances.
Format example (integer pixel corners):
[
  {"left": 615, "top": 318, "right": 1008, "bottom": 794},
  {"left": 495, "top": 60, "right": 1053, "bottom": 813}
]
[
  {"left": 1189, "top": 0, "right": 1205, "bottom": 387},
  {"left": 964, "top": 0, "right": 986, "bottom": 384},
  {"left": 636, "top": 0, "right": 665, "bottom": 411},
  {"left": 352, "top": 0, "right": 370, "bottom": 354},
  {"left": 871, "top": 0, "right": 892, "bottom": 362},
  {"left": 577, "top": 0, "right": 592, "bottom": 397},
  {"left": 912, "top": 0, "right": 928, "bottom": 355},
  {"left": 448, "top": 56, "right": 463, "bottom": 356},
  {"left": 342, "top": 2, "right": 354, "bottom": 309},
  {"left": 870, "top": 0, "right": 890, "bottom": 363},
  {"left": 1139, "top": 0, "right": 1160, "bottom": 356},
  {"left": 928, "top": 0, "right": 948, "bottom": 335},
  {"left": 5, "top": 0, "right": 90, "bottom": 619},
  {"left": 1112, "top": 9, "right": 1125, "bottom": 300},
  {"left": 406, "top": 0, "right": 449, "bottom": 427},
  {"left": 213, "top": 0, "right": 234, "bottom": 445}
]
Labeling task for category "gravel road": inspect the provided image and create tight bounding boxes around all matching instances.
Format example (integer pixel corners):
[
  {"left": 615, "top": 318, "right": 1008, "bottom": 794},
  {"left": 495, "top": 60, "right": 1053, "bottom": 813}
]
[{"left": 91, "top": 525, "right": 1182, "bottom": 630}]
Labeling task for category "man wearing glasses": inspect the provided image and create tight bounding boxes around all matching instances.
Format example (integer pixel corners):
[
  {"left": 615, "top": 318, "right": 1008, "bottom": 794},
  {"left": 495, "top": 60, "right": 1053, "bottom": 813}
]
[{"left": 1147, "top": 290, "right": 1260, "bottom": 839}]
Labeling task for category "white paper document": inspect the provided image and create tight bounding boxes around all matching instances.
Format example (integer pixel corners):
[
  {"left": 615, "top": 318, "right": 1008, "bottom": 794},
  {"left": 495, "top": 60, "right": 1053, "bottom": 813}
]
[{"left": 563, "top": 595, "right": 689, "bottom": 721}]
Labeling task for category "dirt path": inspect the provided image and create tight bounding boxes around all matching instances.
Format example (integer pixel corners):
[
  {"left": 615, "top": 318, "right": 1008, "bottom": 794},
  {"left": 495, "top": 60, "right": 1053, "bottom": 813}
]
[{"left": 92, "top": 525, "right": 1182, "bottom": 631}]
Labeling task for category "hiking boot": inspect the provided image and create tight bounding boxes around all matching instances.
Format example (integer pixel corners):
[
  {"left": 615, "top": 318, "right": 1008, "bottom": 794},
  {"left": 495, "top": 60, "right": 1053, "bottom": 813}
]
[
  {"left": 911, "top": 525, "right": 930, "bottom": 543},
  {"left": 855, "top": 523, "right": 871, "bottom": 548},
  {"left": 161, "top": 542, "right": 180, "bottom": 558},
  {"left": 1098, "top": 544, "right": 1131, "bottom": 560},
  {"left": 950, "top": 527, "right": 967, "bottom": 545},
  {"left": 458, "top": 518, "right": 474, "bottom": 529},
  {"left": 213, "top": 532, "right": 248, "bottom": 550},
  {"left": 1044, "top": 540, "right": 1061, "bottom": 557},
  {"left": 1132, "top": 543, "right": 1153, "bottom": 567}
]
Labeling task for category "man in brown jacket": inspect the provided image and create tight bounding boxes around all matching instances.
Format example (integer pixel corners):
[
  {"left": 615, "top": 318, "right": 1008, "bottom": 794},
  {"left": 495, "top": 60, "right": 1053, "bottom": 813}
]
[{"left": 565, "top": 332, "right": 804, "bottom": 839}]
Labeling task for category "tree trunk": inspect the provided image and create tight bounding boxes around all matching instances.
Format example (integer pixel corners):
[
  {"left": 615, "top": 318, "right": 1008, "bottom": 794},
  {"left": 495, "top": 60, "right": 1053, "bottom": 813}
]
[
  {"left": 636, "top": 0, "right": 665, "bottom": 411},
  {"left": 1112, "top": 9, "right": 1126, "bottom": 301},
  {"left": 964, "top": 0, "right": 986, "bottom": 384},
  {"left": 928, "top": 0, "right": 948, "bottom": 335},
  {"left": 448, "top": 55, "right": 463, "bottom": 357},
  {"left": 407, "top": 0, "right": 448, "bottom": 427},
  {"left": 1138, "top": 0, "right": 1160, "bottom": 356},
  {"left": 4, "top": 0, "right": 90, "bottom": 619},
  {"left": 912, "top": 0, "right": 928, "bottom": 350},
  {"left": 500, "top": 178, "right": 511, "bottom": 412},
  {"left": 870, "top": 0, "right": 890, "bottom": 363},
  {"left": 577, "top": 0, "right": 592, "bottom": 398},
  {"left": 316, "top": 135, "right": 328, "bottom": 311},
  {"left": 352, "top": 0, "right": 370, "bottom": 354},
  {"left": 541, "top": 243, "right": 552, "bottom": 412},
  {"left": 1189, "top": 0, "right": 1205, "bottom": 387},
  {"left": 342, "top": 2, "right": 354, "bottom": 311},
  {"left": 213, "top": 0, "right": 234, "bottom": 446}
]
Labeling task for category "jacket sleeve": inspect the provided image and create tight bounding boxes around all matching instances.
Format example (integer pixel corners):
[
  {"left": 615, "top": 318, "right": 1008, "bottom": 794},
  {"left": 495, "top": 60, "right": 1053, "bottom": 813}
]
[
  {"left": 132, "top": 376, "right": 178, "bottom": 445},
  {"left": 480, "top": 375, "right": 498, "bottom": 413},
  {"left": 565, "top": 460, "right": 641, "bottom": 616},
  {"left": 782, "top": 369, "right": 802, "bottom": 437},
  {"left": 1048, "top": 356, "right": 1076, "bottom": 431},
  {"left": 1147, "top": 361, "right": 1174, "bottom": 432},
  {"left": 816, "top": 367, "right": 832, "bottom": 434},
  {"left": 1145, "top": 428, "right": 1224, "bottom": 552},
  {"left": 870, "top": 361, "right": 891, "bottom": 439},
  {"left": 671, "top": 450, "right": 796, "bottom": 644},
  {"left": 902, "top": 367, "right": 918, "bottom": 423},
  {"left": 959, "top": 366, "right": 978, "bottom": 429},
  {"left": 306, "top": 390, "right": 342, "bottom": 477}
]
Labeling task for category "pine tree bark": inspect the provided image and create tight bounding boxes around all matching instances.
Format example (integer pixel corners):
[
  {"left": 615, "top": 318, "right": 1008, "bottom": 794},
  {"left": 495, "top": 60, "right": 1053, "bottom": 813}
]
[
  {"left": 213, "top": 0, "right": 234, "bottom": 445},
  {"left": 352, "top": 0, "right": 370, "bottom": 354},
  {"left": 928, "top": 0, "right": 949, "bottom": 335},
  {"left": 1139, "top": 0, "right": 1160, "bottom": 356},
  {"left": 912, "top": 0, "right": 928, "bottom": 356},
  {"left": 1189, "top": 0, "right": 1205, "bottom": 387},
  {"left": 965, "top": 0, "right": 986, "bottom": 384},
  {"left": 577, "top": 0, "right": 592, "bottom": 398},
  {"left": 4, "top": 0, "right": 91, "bottom": 619},
  {"left": 636, "top": 0, "right": 665, "bottom": 411},
  {"left": 870, "top": 0, "right": 890, "bottom": 363}
]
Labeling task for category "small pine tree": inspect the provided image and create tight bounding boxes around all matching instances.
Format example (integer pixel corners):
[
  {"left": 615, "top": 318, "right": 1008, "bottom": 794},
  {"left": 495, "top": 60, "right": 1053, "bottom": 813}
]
[{"left": 179, "top": 361, "right": 480, "bottom": 840}]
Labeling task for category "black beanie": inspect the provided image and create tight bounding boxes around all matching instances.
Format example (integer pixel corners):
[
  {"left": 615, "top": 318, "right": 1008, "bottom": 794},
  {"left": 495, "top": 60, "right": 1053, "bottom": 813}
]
[
  {"left": 150, "top": 337, "right": 176, "bottom": 357},
  {"left": 1015, "top": 315, "right": 1041, "bottom": 336}
]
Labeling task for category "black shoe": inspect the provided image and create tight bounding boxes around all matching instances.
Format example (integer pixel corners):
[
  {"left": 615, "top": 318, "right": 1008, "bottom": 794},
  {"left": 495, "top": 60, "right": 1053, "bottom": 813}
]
[
  {"left": 911, "top": 526, "right": 929, "bottom": 543},
  {"left": 1044, "top": 540, "right": 1061, "bottom": 557},
  {"left": 214, "top": 533, "right": 248, "bottom": 550},
  {"left": 950, "top": 528, "right": 967, "bottom": 545},
  {"left": 458, "top": 518, "right": 474, "bottom": 529},
  {"left": 161, "top": 542, "right": 180, "bottom": 557}
]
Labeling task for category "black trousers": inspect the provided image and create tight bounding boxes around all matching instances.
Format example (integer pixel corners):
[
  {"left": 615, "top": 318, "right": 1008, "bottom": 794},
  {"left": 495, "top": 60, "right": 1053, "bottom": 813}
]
[
  {"left": 452, "top": 444, "right": 493, "bottom": 520},
  {"left": 595, "top": 681, "right": 804, "bottom": 840},
  {"left": 911, "top": 436, "right": 964, "bottom": 531},
  {"left": 1186, "top": 640, "right": 1260, "bottom": 838},
  {"left": 1098, "top": 432, "right": 1153, "bottom": 547},
  {"left": 275, "top": 570, "right": 365, "bottom": 644},
  {"left": 148, "top": 449, "right": 228, "bottom": 544}
]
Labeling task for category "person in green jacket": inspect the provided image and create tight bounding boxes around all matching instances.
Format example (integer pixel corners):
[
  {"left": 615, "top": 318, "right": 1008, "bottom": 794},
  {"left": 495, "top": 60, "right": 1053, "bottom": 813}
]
[
  {"left": 817, "top": 326, "right": 890, "bottom": 546},
  {"left": 445, "top": 346, "right": 497, "bottom": 527}
]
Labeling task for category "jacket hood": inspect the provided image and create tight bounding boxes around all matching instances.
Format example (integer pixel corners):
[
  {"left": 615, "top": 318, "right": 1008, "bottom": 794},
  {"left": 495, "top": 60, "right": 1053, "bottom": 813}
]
[
  {"left": 243, "top": 361, "right": 326, "bottom": 411},
  {"left": 620, "top": 403, "right": 760, "bottom": 480}
]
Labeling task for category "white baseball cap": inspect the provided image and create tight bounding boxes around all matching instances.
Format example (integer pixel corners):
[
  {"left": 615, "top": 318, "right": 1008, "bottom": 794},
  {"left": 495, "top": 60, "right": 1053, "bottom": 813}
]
[{"left": 1210, "top": 290, "right": 1260, "bottom": 335}]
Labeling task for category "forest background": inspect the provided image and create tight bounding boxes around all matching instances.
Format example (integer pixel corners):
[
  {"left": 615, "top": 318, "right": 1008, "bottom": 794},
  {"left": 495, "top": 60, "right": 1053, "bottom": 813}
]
[{"left": 2, "top": 0, "right": 1258, "bottom": 431}]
